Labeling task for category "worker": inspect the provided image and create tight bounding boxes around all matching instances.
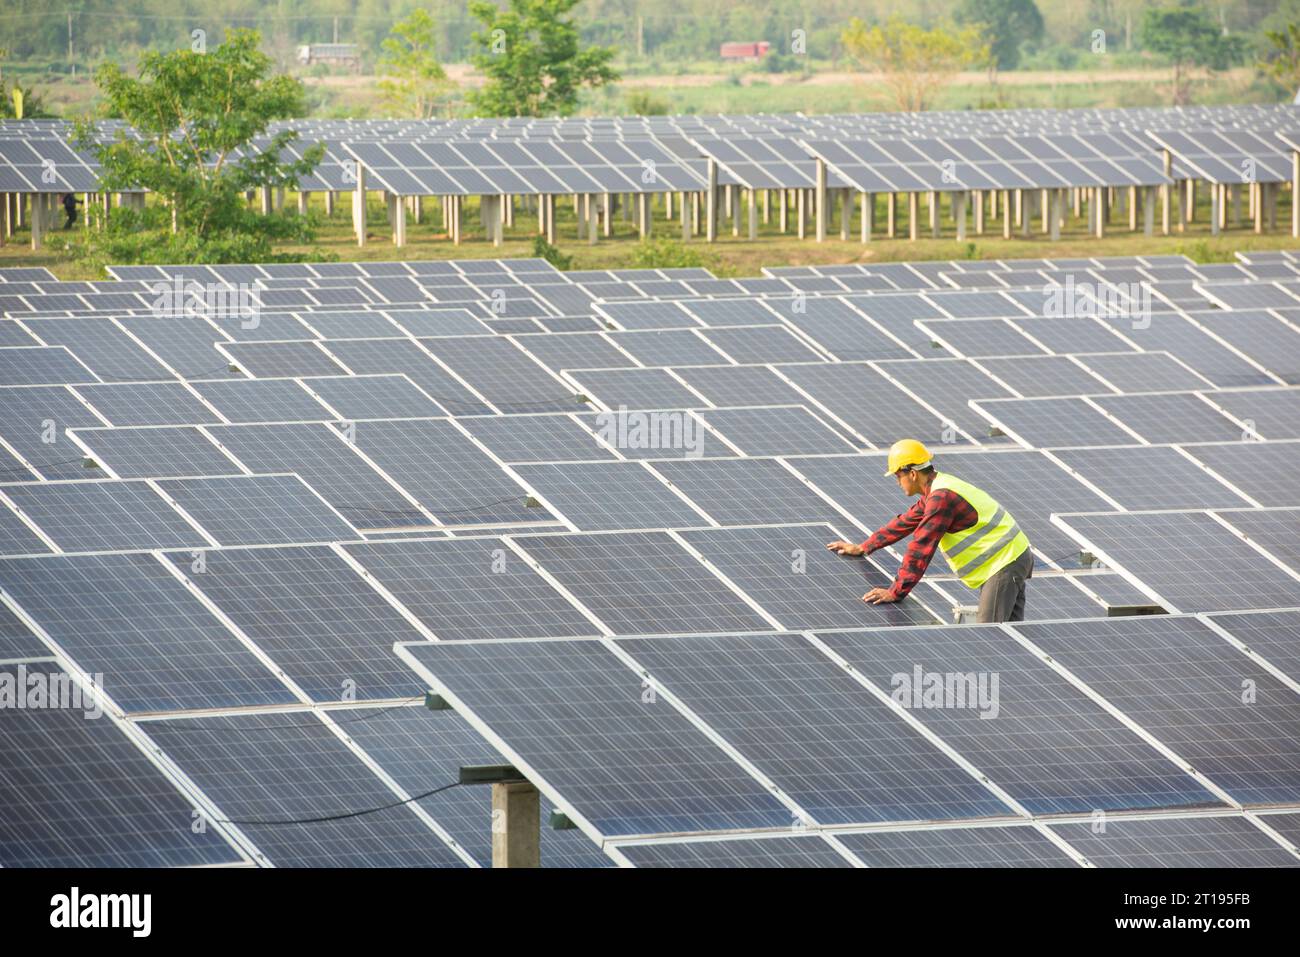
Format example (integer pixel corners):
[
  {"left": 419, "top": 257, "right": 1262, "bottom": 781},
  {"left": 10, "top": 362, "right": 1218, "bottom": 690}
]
[
  {"left": 62, "top": 193, "right": 82, "bottom": 229},
  {"left": 826, "top": 438, "right": 1033, "bottom": 623}
]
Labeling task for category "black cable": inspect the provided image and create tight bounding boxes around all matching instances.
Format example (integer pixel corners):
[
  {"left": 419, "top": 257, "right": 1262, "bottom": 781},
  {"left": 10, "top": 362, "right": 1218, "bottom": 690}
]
[
  {"left": 209, "top": 781, "right": 461, "bottom": 826},
  {"left": 86, "top": 363, "right": 236, "bottom": 382}
]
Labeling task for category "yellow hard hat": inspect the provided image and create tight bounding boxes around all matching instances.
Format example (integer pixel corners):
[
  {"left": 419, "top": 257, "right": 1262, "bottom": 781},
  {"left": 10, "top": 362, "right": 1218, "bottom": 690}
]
[{"left": 884, "top": 438, "right": 932, "bottom": 476}]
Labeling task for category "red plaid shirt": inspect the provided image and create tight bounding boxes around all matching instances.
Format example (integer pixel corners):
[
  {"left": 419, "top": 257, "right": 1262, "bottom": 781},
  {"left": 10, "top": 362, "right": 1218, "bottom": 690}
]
[{"left": 860, "top": 487, "right": 978, "bottom": 600}]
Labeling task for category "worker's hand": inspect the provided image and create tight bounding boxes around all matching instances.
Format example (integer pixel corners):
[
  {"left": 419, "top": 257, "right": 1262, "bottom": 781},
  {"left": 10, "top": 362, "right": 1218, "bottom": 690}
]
[
  {"left": 862, "top": 587, "right": 897, "bottom": 604},
  {"left": 826, "top": 540, "right": 864, "bottom": 556}
]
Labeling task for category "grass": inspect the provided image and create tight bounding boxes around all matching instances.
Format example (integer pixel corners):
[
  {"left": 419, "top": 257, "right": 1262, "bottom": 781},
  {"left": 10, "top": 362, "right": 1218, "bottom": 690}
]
[{"left": 5, "top": 186, "right": 1296, "bottom": 281}]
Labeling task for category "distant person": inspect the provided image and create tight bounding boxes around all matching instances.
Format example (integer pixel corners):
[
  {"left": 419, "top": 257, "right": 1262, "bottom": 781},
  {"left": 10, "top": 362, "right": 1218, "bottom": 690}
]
[{"left": 63, "top": 193, "right": 82, "bottom": 229}]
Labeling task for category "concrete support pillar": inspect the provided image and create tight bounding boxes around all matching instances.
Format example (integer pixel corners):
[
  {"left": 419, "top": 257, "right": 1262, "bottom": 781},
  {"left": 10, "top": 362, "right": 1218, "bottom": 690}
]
[
  {"left": 325, "top": 191, "right": 336, "bottom": 216},
  {"left": 731, "top": 185, "right": 740, "bottom": 237},
  {"left": 260, "top": 186, "right": 272, "bottom": 215},
  {"left": 414, "top": 195, "right": 423, "bottom": 225},
  {"left": 778, "top": 188, "right": 788, "bottom": 233},
  {"left": 452, "top": 195, "right": 462, "bottom": 245},
  {"left": 587, "top": 192, "right": 598, "bottom": 246},
  {"left": 640, "top": 191, "right": 652, "bottom": 239},
  {"left": 762, "top": 188, "right": 770, "bottom": 224},
  {"left": 838, "top": 189, "right": 850, "bottom": 241},
  {"left": 928, "top": 190, "right": 939, "bottom": 237},
  {"left": 815, "top": 158, "right": 827, "bottom": 242},
  {"left": 394, "top": 193, "right": 408, "bottom": 246},
  {"left": 353, "top": 165, "right": 367, "bottom": 247},
  {"left": 603, "top": 192, "right": 612, "bottom": 238},
  {"left": 1254, "top": 182, "right": 1263, "bottom": 234},
  {"left": 887, "top": 193, "right": 896, "bottom": 238},
  {"left": 1001, "top": 190, "right": 1011, "bottom": 239},
  {"left": 974, "top": 189, "right": 984, "bottom": 234},
  {"left": 1128, "top": 185, "right": 1137, "bottom": 231},
  {"left": 1186, "top": 179, "right": 1195, "bottom": 223},
  {"left": 1232, "top": 182, "right": 1242, "bottom": 227},
  {"left": 297, "top": 190, "right": 310, "bottom": 215},
  {"left": 1210, "top": 182, "right": 1220, "bottom": 237},
  {"left": 1050, "top": 190, "right": 1061, "bottom": 241},
  {"left": 861, "top": 191, "right": 872, "bottom": 243},
  {"left": 275, "top": 186, "right": 285, "bottom": 211},
  {"left": 1268, "top": 181, "right": 1278, "bottom": 231},
  {"left": 797, "top": 187, "right": 806, "bottom": 240},
  {"left": 492, "top": 781, "right": 540, "bottom": 869},
  {"left": 706, "top": 160, "right": 718, "bottom": 243},
  {"left": 546, "top": 195, "right": 556, "bottom": 245},
  {"left": 908, "top": 192, "right": 919, "bottom": 241},
  {"left": 692, "top": 191, "right": 700, "bottom": 235},
  {"left": 30, "top": 193, "right": 44, "bottom": 250},
  {"left": 681, "top": 189, "right": 690, "bottom": 241},
  {"left": 1040, "top": 188, "right": 1049, "bottom": 234},
  {"left": 1094, "top": 186, "right": 1104, "bottom": 238},
  {"left": 955, "top": 190, "right": 967, "bottom": 241},
  {"left": 748, "top": 188, "right": 758, "bottom": 241},
  {"left": 1143, "top": 186, "right": 1155, "bottom": 237}
]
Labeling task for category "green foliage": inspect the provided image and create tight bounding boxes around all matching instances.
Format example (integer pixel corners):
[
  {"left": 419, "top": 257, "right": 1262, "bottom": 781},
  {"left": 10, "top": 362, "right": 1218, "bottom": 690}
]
[
  {"left": 1175, "top": 239, "right": 1237, "bottom": 263},
  {"left": 1259, "top": 24, "right": 1300, "bottom": 97},
  {"left": 624, "top": 89, "right": 670, "bottom": 115},
  {"left": 377, "top": 9, "right": 455, "bottom": 119},
  {"left": 70, "top": 29, "right": 325, "bottom": 265},
  {"left": 625, "top": 237, "right": 717, "bottom": 270},
  {"left": 761, "top": 53, "right": 806, "bottom": 74},
  {"left": 1141, "top": 3, "right": 1248, "bottom": 105},
  {"left": 468, "top": 0, "right": 620, "bottom": 117},
  {"left": 531, "top": 235, "right": 573, "bottom": 269},
  {"left": 841, "top": 16, "right": 991, "bottom": 111},
  {"left": 956, "top": 0, "right": 1044, "bottom": 71}
]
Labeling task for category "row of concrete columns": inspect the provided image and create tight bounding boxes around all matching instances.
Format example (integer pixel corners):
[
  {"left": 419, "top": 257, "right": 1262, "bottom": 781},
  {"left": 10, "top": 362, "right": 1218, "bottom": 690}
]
[{"left": 3, "top": 191, "right": 147, "bottom": 250}]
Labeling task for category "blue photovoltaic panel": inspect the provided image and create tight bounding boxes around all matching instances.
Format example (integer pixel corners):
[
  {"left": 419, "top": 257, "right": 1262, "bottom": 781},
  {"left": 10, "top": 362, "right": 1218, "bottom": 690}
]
[
  {"left": 322, "top": 338, "right": 492, "bottom": 415},
  {"left": 625, "top": 631, "right": 1013, "bottom": 824},
  {"left": 343, "top": 537, "right": 597, "bottom": 641},
  {"left": 299, "top": 375, "right": 445, "bottom": 420},
  {"left": 1016, "top": 616, "right": 1300, "bottom": 806},
  {"left": 2, "top": 480, "right": 209, "bottom": 552},
  {"left": 566, "top": 367, "right": 707, "bottom": 410},
  {"left": 73, "top": 382, "right": 221, "bottom": 427},
  {"left": 222, "top": 340, "right": 350, "bottom": 378},
  {"left": 700, "top": 326, "right": 824, "bottom": 364},
  {"left": 0, "top": 346, "right": 97, "bottom": 386},
  {"left": 514, "top": 531, "right": 773, "bottom": 635},
  {"left": 344, "top": 419, "right": 546, "bottom": 526},
  {"left": 1054, "top": 511, "right": 1300, "bottom": 612},
  {"left": 0, "top": 602, "right": 50, "bottom": 657},
  {"left": 819, "top": 624, "right": 1222, "bottom": 814},
  {"left": 341, "top": 706, "right": 614, "bottom": 868},
  {"left": 1184, "top": 441, "right": 1300, "bottom": 506},
  {"left": 1074, "top": 352, "right": 1214, "bottom": 394},
  {"left": 1052, "top": 445, "right": 1252, "bottom": 510},
  {"left": 420, "top": 336, "right": 583, "bottom": 412},
  {"left": 605, "top": 329, "right": 727, "bottom": 368},
  {"left": 772, "top": 297, "right": 914, "bottom": 362},
  {"left": 596, "top": 300, "right": 699, "bottom": 330},
  {"left": 140, "top": 712, "right": 467, "bottom": 868},
  {"left": 459, "top": 414, "right": 616, "bottom": 463},
  {"left": 190, "top": 378, "right": 328, "bottom": 423},
  {"left": 73, "top": 425, "right": 240, "bottom": 479},
  {"left": 651, "top": 457, "right": 850, "bottom": 527},
  {"left": 162, "top": 545, "right": 429, "bottom": 702},
  {"left": 1216, "top": 508, "right": 1300, "bottom": 574},
  {"left": 512, "top": 332, "right": 638, "bottom": 372},
  {"left": 0, "top": 386, "right": 105, "bottom": 479},
  {"left": 673, "top": 364, "right": 818, "bottom": 409},
  {"left": 399, "top": 638, "right": 794, "bottom": 836},
  {"left": 0, "top": 663, "right": 243, "bottom": 868},
  {"left": 0, "top": 504, "right": 53, "bottom": 557},
  {"left": 695, "top": 406, "right": 858, "bottom": 456},
  {"left": 209, "top": 423, "right": 430, "bottom": 531},
  {"left": 20, "top": 320, "right": 169, "bottom": 380},
  {"left": 155, "top": 474, "right": 357, "bottom": 546},
  {"left": 1203, "top": 388, "right": 1300, "bottom": 440},
  {"left": 1208, "top": 610, "right": 1300, "bottom": 685},
  {"left": 513, "top": 461, "right": 707, "bottom": 530},
  {"left": 1092, "top": 393, "right": 1247, "bottom": 444},
  {"left": 677, "top": 525, "right": 939, "bottom": 629},
  {"left": 972, "top": 397, "right": 1143, "bottom": 448},
  {"left": 873, "top": 358, "right": 1015, "bottom": 437},
  {"left": 1046, "top": 816, "right": 1298, "bottom": 868},
  {"left": 0, "top": 552, "right": 298, "bottom": 713},
  {"left": 778, "top": 362, "right": 963, "bottom": 445},
  {"left": 116, "top": 316, "right": 243, "bottom": 380},
  {"left": 617, "top": 835, "right": 851, "bottom": 868},
  {"left": 837, "top": 825, "right": 1076, "bottom": 868}
]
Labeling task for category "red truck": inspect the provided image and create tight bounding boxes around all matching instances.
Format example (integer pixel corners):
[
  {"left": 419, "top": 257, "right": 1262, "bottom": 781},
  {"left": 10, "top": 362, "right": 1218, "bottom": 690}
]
[{"left": 720, "top": 42, "right": 771, "bottom": 61}]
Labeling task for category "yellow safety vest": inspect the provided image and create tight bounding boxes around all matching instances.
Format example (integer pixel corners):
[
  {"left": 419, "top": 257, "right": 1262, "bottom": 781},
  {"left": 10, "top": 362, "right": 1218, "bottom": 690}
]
[{"left": 929, "top": 472, "right": 1031, "bottom": 589}]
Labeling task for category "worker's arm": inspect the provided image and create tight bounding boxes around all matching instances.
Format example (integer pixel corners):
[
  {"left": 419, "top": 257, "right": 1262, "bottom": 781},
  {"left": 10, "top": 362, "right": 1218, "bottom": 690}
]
[
  {"left": 863, "top": 490, "right": 971, "bottom": 603},
  {"left": 827, "top": 498, "right": 925, "bottom": 556}
]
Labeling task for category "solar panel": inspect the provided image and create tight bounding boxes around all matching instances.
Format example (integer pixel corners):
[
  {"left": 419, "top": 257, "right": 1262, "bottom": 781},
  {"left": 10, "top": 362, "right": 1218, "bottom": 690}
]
[
  {"left": 0, "top": 385, "right": 106, "bottom": 479},
  {"left": 73, "top": 382, "right": 222, "bottom": 427},
  {"left": 1052, "top": 445, "right": 1253, "bottom": 509},
  {"left": 1186, "top": 309, "right": 1300, "bottom": 385},
  {"left": 155, "top": 473, "right": 357, "bottom": 546},
  {"left": 139, "top": 712, "right": 468, "bottom": 867},
  {"left": 0, "top": 552, "right": 298, "bottom": 713},
  {"left": 616, "top": 835, "right": 851, "bottom": 868},
  {"left": 836, "top": 825, "right": 1075, "bottom": 867},
  {"left": 396, "top": 637, "right": 798, "bottom": 836},
  {"left": 1096, "top": 314, "right": 1274, "bottom": 388},
  {"left": 420, "top": 336, "right": 583, "bottom": 412},
  {"left": 564, "top": 368, "right": 707, "bottom": 410},
  {"left": 1215, "top": 508, "right": 1300, "bottom": 574},
  {"left": 672, "top": 364, "right": 817, "bottom": 409},
  {"left": 297, "top": 374, "right": 444, "bottom": 420},
  {"left": 1208, "top": 610, "right": 1300, "bottom": 685},
  {"left": 1054, "top": 510, "right": 1300, "bottom": 612},
  {"left": 322, "top": 339, "right": 492, "bottom": 415},
  {"left": 22, "top": 319, "right": 169, "bottom": 380},
  {"left": 0, "top": 663, "right": 244, "bottom": 867},
  {"left": 694, "top": 406, "right": 858, "bottom": 456},
  {"left": 1, "top": 480, "right": 209, "bottom": 552},
  {"left": 916, "top": 318, "right": 1047, "bottom": 358},
  {"left": 1046, "top": 815, "right": 1298, "bottom": 868},
  {"left": 596, "top": 301, "right": 699, "bottom": 330},
  {"left": 874, "top": 358, "right": 1017, "bottom": 437},
  {"left": 651, "top": 457, "right": 851, "bottom": 527},
  {"left": 512, "top": 461, "right": 708, "bottom": 530},
  {"left": 971, "top": 397, "right": 1144, "bottom": 448},
  {"left": 513, "top": 333, "right": 637, "bottom": 372},
  {"left": 819, "top": 624, "right": 1221, "bottom": 813},
  {"left": 189, "top": 378, "right": 328, "bottom": 423},
  {"left": 0, "top": 500, "right": 54, "bottom": 557},
  {"left": 1073, "top": 352, "right": 1212, "bottom": 393},
  {"left": 778, "top": 363, "right": 963, "bottom": 446},
  {"left": 512, "top": 531, "right": 772, "bottom": 635},
  {"left": 343, "top": 537, "right": 598, "bottom": 641},
  {"left": 1201, "top": 388, "right": 1300, "bottom": 440},
  {"left": 459, "top": 414, "right": 615, "bottom": 463},
  {"left": 623, "top": 631, "right": 1011, "bottom": 824},
  {"left": 976, "top": 355, "right": 1111, "bottom": 398},
  {"left": 161, "top": 545, "right": 430, "bottom": 701},
  {"left": 70, "top": 426, "right": 244, "bottom": 484},
  {"left": 343, "top": 419, "right": 545, "bottom": 526},
  {"left": 0, "top": 346, "right": 97, "bottom": 386},
  {"left": 209, "top": 422, "right": 431, "bottom": 530},
  {"left": 606, "top": 329, "right": 728, "bottom": 367},
  {"left": 1015, "top": 616, "right": 1300, "bottom": 805},
  {"left": 700, "top": 326, "right": 823, "bottom": 364},
  {"left": 338, "top": 705, "right": 613, "bottom": 867}
]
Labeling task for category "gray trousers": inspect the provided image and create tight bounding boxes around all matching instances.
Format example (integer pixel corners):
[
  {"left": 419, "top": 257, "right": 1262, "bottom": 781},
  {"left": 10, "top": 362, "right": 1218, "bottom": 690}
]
[{"left": 976, "top": 547, "right": 1034, "bottom": 623}]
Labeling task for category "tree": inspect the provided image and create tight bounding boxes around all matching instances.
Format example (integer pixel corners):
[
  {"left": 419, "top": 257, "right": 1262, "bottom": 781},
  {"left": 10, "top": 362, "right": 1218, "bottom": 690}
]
[
  {"left": 69, "top": 29, "right": 324, "bottom": 265},
  {"left": 1260, "top": 23, "right": 1300, "bottom": 100},
  {"left": 841, "top": 17, "right": 990, "bottom": 113},
  {"left": 378, "top": 9, "right": 456, "bottom": 119},
  {"left": 468, "top": 0, "right": 619, "bottom": 117},
  {"left": 1140, "top": 3, "right": 1247, "bottom": 106},
  {"left": 956, "top": 0, "right": 1044, "bottom": 71}
]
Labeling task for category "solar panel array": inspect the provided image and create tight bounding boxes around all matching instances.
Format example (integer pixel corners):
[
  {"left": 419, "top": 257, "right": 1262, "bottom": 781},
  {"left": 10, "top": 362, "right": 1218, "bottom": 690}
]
[{"left": 2, "top": 251, "right": 1298, "bottom": 869}]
